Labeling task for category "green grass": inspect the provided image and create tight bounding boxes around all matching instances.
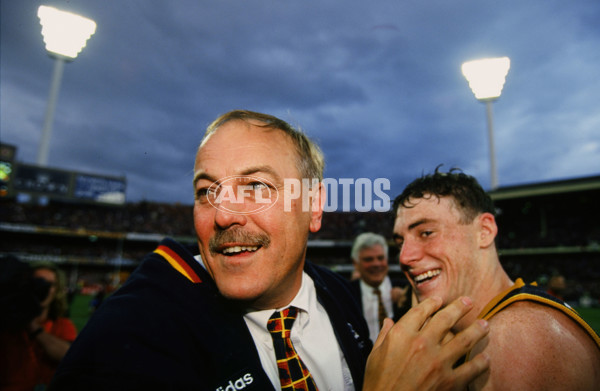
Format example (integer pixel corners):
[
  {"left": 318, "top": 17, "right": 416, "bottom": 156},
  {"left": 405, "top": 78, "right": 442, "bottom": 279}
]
[
  {"left": 574, "top": 307, "right": 600, "bottom": 336},
  {"left": 69, "top": 294, "right": 94, "bottom": 332}
]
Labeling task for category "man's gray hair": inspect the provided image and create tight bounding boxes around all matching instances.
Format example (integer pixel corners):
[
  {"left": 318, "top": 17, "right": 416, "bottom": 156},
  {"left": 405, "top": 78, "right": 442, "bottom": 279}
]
[
  {"left": 351, "top": 232, "right": 388, "bottom": 262},
  {"left": 199, "top": 110, "right": 324, "bottom": 181}
]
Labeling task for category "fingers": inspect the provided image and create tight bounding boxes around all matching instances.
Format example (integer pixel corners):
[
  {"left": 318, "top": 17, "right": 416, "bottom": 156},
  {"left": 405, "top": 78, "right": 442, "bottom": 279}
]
[
  {"left": 372, "top": 318, "right": 394, "bottom": 350},
  {"left": 422, "top": 296, "right": 474, "bottom": 341},
  {"left": 446, "top": 318, "right": 490, "bottom": 364},
  {"left": 441, "top": 316, "right": 490, "bottom": 389},
  {"left": 363, "top": 296, "right": 489, "bottom": 391},
  {"left": 453, "top": 352, "right": 490, "bottom": 389},
  {"left": 396, "top": 296, "right": 444, "bottom": 332}
]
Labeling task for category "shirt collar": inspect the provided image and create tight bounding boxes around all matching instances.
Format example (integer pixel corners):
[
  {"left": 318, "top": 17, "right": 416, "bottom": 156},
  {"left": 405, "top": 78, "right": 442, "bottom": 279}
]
[
  {"left": 359, "top": 275, "right": 391, "bottom": 295},
  {"left": 245, "top": 271, "right": 314, "bottom": 329},
  {"left": 195, "top": 255, "right": 315, "bottom": 329}
]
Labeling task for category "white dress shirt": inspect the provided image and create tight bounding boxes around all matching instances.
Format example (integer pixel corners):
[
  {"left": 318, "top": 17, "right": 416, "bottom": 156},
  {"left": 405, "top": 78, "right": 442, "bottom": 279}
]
[
  {"left": 244, "top": 272, "right": 354, "bottom": 391},
  {"left": 360, "top": 276, "right": 393, "bottom": 343}
]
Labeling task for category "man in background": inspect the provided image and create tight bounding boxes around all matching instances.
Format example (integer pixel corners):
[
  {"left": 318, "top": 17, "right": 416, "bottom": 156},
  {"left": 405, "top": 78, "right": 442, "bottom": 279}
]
[
  {"left": 546, "top": 273, "right": 566, "bottom": 300},
  {"left": 350, "top": 232, "right": 410, "bottom": 342}
]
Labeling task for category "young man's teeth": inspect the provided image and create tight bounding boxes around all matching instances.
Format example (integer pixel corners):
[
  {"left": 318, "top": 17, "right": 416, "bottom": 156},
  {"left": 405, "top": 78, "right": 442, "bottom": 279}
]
[
  {"left": 222, "top": 246, "right": 258, "bottom": 254},
  {"left": 414, "top": 269, "right": 441, "bottom": 282}
]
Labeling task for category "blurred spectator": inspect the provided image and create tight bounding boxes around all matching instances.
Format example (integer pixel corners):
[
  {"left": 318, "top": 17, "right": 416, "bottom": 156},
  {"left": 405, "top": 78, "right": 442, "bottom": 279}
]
[
  {"left": 547, "top": 274, "right": 567, "bottom": 301},
  {"left": 89, "top": 284, "right": 105, "bottom": 313},
  {"left": 349, "top": 232, "right": 410, "bottom": 342},
  {"left": 0, "top": 255, "right": 50, "bottom": 332},
  {"left": 0, "top": 259, "right": 77, "bottom": 390}
]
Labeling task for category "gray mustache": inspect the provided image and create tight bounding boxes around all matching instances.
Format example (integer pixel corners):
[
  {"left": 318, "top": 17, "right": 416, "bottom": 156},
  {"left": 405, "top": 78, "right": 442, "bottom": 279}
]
[{"left": 209, "top": 228, "right": 271, "bottom": 254}]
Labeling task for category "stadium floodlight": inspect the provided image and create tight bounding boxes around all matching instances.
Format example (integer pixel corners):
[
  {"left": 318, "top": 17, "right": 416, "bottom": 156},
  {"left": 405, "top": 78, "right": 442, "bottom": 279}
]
[
  {"left": 462, "top": 57, "right": 510, "bottom": 101},
  {"left": 36, "top": 5, "right": 97, "bottom": 166},
  {"left": 461, "top": 57, "right": 510, "bottom": 190},
  {"left": 38, "top": 5, "right": 97, "bottom": 59}
]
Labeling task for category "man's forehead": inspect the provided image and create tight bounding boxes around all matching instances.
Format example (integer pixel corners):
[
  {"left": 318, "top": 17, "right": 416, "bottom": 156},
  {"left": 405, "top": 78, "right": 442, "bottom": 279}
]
[
  {"left": 360, "top": 244, "right": 386, "bottom": 255},
  {"left": 394, "top": 195, "right": 460, "bottom": 226},
  {"left": 398, "top": 194, "right": 456, "bottom": 212},
  {"left": 194, "top": 123, "right": 299, "bottom": 182}
]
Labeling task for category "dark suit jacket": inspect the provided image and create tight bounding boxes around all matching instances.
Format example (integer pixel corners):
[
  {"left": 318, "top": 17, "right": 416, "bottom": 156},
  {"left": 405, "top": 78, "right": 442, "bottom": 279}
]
[
  {"left": 50, "top": 238, "right": 372, "bottom": 391},
  {"left": 350, "top": 278, "right": 411, "bottom": 323}
]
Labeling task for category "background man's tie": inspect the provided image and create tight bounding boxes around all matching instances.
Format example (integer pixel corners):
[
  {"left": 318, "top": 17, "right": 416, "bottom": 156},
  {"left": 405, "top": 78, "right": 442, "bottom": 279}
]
[
  {"left": 267, "top": 307, "right": 319, "bottom": 391},
  {"left": 374, "top": 288, "right": 388, "bottom": 329}
]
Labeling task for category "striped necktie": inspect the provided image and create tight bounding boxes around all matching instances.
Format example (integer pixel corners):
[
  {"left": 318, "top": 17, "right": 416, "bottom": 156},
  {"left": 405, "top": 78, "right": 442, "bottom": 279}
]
[
  {"left": 267, "top": 307, "right": 319, "bottom": 391},
  {"left": 374, "top": 288, "right": 388, "bottom": 329}
]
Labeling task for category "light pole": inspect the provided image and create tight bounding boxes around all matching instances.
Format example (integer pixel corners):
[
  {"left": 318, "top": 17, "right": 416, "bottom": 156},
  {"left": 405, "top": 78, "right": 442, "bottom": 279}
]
[
  {"left": 37, "top": 5, "right": 96, "bottom": 166},
  {"left": 461, "top": 57, "right": 510, "bottom": 190}
]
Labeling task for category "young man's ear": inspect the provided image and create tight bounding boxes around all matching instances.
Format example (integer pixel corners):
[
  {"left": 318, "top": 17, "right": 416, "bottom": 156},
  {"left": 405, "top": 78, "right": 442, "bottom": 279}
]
[
  {"left": 477, "top": 212, "right": 498, "bottom": 248},
  {"left": 309, "top": 182, "right": 326, "bottom": 233}
]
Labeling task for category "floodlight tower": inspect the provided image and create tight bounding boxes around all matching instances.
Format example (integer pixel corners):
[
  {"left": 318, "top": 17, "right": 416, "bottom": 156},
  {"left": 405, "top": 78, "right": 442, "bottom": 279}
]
[
  {"left": 37, "top": 5, "right": 96, "bottom": 166},
  {"left": 462, "top": 57, "right": 510, "bottom": 190}
]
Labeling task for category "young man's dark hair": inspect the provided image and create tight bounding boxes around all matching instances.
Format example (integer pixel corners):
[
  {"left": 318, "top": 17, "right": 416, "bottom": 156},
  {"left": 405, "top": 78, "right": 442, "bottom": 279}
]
[{"left": 392, "top": 165, "right": 495, "bottom": 224}]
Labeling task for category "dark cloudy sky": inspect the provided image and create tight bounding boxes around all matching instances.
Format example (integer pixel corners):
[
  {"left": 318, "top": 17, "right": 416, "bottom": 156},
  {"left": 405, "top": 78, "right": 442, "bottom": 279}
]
[{"left": 2, "top": 0, "right": 599, "bottom": 207}]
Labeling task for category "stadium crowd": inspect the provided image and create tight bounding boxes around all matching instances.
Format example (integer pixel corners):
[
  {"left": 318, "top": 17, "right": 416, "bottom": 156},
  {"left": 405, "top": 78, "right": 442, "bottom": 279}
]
[
  {"left": 2, "top": 195, "right": 598, "bottom": 248},
  {"left": 1, "top": 197, "right": 599, "bottom": 304}
]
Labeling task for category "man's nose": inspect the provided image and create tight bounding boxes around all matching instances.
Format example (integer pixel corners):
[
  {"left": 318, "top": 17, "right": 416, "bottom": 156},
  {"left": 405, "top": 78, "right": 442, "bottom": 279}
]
[
  {"left": 214, "top": 202, "right": 248, "bottom": 230},
  {"left": 373, "top": 258, "right": 387, "bottom": 267},
  {"left": 398, "top": 237, "right": 422, "bottom": 266}
]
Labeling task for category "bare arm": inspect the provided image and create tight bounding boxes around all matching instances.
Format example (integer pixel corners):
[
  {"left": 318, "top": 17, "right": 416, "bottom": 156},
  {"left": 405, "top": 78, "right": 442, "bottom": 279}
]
[
  {"left": 29, "top": 317, "right": 74, "bottom": 362},
  {"left": 34, "top": 329, "right": 72, "bottom": 362},
  {"left": 468, "top": 302, "right": 600, "bottom": 391},
  {"left": 363, "top": 296, "right": 490, "bottom": 391}
]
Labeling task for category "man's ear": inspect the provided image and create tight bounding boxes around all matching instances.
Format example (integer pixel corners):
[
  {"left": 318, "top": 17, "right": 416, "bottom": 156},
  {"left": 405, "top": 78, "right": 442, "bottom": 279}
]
[
  {"left": 477, "top": 212, "right": 498, "bottom": 248},
  {"left": 309, "top": 182, "right": 326, "bottom": 233}
]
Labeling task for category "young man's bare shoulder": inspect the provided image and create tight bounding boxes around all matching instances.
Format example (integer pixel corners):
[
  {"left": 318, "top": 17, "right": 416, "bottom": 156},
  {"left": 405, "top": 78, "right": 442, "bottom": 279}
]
[{"left": 468, "top": 301, "right": 600, "bottom": 390}]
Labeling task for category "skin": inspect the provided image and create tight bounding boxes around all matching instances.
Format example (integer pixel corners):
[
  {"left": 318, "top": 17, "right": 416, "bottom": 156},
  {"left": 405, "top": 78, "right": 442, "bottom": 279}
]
[
  {"left": 393, "top": 194, "right": 600, "bottom": 389},
  {"left": 393, "top": 195, "right": 511, "bottom": 332},
  {"left": 30, "top": 268, "right": 72, "bottom": 362},
  {"left": 193, "top": 120, "right": 325, "bottom": 310},
  {"left": 34, "top": 268, "right": 57, "bottom": 308},
  {"left": 469, "top": 301, "right": 600, "bottom": 390},
  {"left": 354, "top": 244, "right": 389, "bottom": 288},
  {"left": 391, "top": 285, "right": 409, "bottom": 309},
  {"left": 356, "top": 244, "right": 409, "bottom": 308}
]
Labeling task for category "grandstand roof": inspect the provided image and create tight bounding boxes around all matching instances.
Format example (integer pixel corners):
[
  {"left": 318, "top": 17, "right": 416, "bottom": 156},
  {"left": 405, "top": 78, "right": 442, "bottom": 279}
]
[{"left": 490, "top": 175, "right": 600, "bottom": 201}]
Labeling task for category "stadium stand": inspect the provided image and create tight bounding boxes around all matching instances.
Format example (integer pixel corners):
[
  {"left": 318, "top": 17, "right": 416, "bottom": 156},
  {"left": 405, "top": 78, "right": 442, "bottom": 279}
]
[{"left": 1, "top": 175, "right": 599, "bottom": 305}]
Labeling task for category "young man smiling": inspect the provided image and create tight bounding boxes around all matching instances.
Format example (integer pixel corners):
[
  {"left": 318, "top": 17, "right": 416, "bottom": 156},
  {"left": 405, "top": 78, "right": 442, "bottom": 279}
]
[
  {"left": 51, "top": 112, "right": 490, "bottom": 390},
  {"left": 392, "top": 167, "right": 600, "bottom": 390}
]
